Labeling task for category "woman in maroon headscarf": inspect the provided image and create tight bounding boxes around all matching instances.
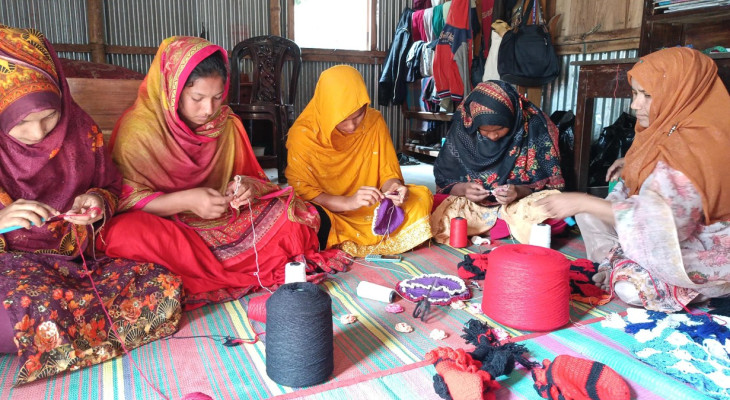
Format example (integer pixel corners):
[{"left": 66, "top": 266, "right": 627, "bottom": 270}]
[{"left": 0, "top": 25, "right": 182, "bottom": 384}]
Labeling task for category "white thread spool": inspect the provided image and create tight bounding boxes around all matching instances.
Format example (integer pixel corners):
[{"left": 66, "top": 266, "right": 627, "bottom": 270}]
[
  {"left": 356, "top": 281, "right": 395, "bottom": 303},
  {"left": 529, "top": 223, "right": 552, "bottom": 248},
  {"left": 285, "top": 262, "right": 307, "bottom": 283}
]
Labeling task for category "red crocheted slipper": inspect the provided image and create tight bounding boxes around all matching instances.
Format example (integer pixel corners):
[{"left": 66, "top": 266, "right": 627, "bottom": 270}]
[
  {"left": 532, "top": 355, "right": 630, "bottom": 400},
  {"left": 426, "top": 347, "right": 501, "bottom": 400}
]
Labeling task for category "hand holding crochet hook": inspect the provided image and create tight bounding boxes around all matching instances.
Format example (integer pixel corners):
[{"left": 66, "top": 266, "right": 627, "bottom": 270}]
[
  {"left": 0, "top": 194, "right": 103, "bottom": 234},
  {"left": 381, "top": 178, "right": 408, "bottom": 206},
  {"left": 226, "top": 175, "right": 254, "bottom": 209}
]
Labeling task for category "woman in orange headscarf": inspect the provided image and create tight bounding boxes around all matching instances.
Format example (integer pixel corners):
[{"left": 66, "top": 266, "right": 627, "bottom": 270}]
[
  {"left": 286, "top": 65, "right": 433, "bottom": 257},
  {"left": 100, "top": 37, "right": 347, "bottom": 310},
  {"left": 537, "top": 47, "right": 730, "bottom": 312}
]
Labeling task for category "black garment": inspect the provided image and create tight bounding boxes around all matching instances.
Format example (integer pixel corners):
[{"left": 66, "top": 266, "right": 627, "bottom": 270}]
[
  {"left": 379, "top": 8, "right": 413, "bottom": 106},
  {"left": 406, "top": 40, "right": 425, "bottom": 83},
  {"left": 313, "top": 203, "right": 331, "bottom": 251}
]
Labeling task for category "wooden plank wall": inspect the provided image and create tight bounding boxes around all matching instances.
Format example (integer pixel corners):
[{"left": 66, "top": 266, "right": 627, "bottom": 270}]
[{"left": 548, "top": 0, "right": 643, "bottom": 54}]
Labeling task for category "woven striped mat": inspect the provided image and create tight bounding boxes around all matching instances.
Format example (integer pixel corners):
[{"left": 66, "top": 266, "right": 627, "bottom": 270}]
[
  {"left": 0, "top": 234, "right": 634, "bottom": 400},
  {"left": 279, "top": 323, "right": 713, "bottom": 400}
]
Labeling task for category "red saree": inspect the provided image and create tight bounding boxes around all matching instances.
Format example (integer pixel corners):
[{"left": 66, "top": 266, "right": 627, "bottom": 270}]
[{"left": 101, "top": 36, "right": 344, "bottom": 309}]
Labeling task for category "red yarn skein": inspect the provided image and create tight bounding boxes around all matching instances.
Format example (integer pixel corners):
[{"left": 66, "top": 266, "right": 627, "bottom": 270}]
[
  {"left": 248, "top": 293, "right": 272, "bottom": 323},
  {"left": 481, "top": 244, "right": 571, "bottom": 331}
]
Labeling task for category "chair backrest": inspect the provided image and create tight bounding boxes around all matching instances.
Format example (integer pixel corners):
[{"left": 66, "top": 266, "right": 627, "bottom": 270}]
[{"left": 229, "top": 35, "right": 302, "bottom": 106}]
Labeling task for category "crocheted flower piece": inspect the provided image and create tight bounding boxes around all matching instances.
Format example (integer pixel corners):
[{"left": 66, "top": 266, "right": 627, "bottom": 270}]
[
  {"left": 395, "top": 322, "right": 414, "bottom": 333},
  {"left": 372, "top": 198, "right": 405, "bottom": 236},
  {"left": 339, "top": 314, "right": 358, "bottom": 325},
  {"left": 450, "top": 300, "right": 467, "bottom": 310},
  {"left": 468, "top": 303, "right": 483, "bottom": 314},
  {"left": 385, "top": 303, "right": 405, "bottom": 313},
  {"left": 396, "top": 273, "right": 471, "bottom": 306},
  {"left": 430, "top": 329, "right": 448, "bottom": 340}
]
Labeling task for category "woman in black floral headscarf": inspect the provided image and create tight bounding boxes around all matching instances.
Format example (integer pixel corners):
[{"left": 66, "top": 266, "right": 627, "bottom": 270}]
[{"left": 431, "top": 80, "right": 564, "bottom": 244}]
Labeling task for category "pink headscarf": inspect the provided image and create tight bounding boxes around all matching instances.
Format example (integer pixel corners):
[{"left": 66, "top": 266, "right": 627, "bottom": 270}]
[{"left": 0, "top": 25, "right": 121, "bottom": 251}]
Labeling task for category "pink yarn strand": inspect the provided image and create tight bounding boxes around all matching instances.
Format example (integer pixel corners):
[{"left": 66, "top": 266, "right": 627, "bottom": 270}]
[{"left": 73, "top": 227, "right": 171, "bottom": 400}]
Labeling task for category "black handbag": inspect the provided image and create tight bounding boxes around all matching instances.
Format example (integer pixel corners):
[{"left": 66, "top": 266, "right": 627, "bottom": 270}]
[{"left": 497, "top": 0, "right": 559, "bottom": 87}]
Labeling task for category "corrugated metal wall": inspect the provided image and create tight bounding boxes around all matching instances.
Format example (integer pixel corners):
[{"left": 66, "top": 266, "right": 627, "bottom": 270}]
[
  {"left": 0, "top": 1, "right": 636, "bottom": 147},
  {"left": 282, "top": 0, "right": 410, "bottom": 148},
  {"left": 0, "top": 0, "right": 91, "bottom": 60},
  {"left": 104, "top": 0, "right": 271, "bottom": 73}
]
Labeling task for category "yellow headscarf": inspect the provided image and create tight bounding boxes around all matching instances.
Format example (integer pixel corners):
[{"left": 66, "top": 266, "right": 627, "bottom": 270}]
[{"left": 285, "top": 65, "right": 402, "bottom": 201}]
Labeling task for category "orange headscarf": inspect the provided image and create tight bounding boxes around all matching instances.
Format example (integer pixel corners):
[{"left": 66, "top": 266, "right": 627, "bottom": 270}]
[
  {"left": 624, "top": 47, "right": 730, "bottom": 224},
  {"left": 285, "top": 65, "right": 402, "bottom": 201},
  {"left": 110, "top": 36, "right": 265, "bottom": 211}
]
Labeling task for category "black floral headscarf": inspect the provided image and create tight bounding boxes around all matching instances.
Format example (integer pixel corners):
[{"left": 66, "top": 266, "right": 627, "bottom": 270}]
[{"left": 434, "top": 80, "right": 564, "bottom": 193}]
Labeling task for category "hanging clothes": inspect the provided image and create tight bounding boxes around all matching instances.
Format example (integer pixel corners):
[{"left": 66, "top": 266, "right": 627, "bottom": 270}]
[
  {"left": 433, "top": 0, "right": 473, "bottom": 105},
  {"left": 379, "top": 8, "right": 414, "bottom": 106}
]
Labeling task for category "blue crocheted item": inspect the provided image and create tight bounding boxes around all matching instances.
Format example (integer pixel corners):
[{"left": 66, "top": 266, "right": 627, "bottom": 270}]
[
  {"left": 676, "top": 316, "right": 730, "bottom": 345},
  {"left": 624, "top": 321, "right": 657, "bottom": 334},
  {"left": 626, "top": 312, "right": 730, "bottom": 399}
]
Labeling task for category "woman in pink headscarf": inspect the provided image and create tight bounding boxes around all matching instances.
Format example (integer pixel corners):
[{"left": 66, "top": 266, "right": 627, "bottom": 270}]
[
  {"left": 0, "top": 25, "right": 181, "bottom": 384},
  {"left": 100, "top": 36, "right": 348, "bottom": 310}
]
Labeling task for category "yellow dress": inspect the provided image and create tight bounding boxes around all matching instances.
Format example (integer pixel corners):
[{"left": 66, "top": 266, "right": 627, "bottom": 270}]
[{"left": 286, "top": 65, "right": 433, "bottom": 256}]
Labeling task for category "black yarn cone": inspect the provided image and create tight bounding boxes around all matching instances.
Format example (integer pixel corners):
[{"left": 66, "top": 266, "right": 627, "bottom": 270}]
[{"left": 265, "top": 282, "right": 334, "bottom": 387}]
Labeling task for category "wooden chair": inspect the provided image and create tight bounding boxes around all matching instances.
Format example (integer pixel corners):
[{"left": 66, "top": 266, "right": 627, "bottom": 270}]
[{"left": 229, "top": 35, "right": 302, "bottom": 183}]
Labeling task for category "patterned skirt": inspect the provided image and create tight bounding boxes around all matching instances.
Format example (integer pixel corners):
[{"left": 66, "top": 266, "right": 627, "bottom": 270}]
[{"left": 0, "top": 252, "right": 182, "bottom": 384}]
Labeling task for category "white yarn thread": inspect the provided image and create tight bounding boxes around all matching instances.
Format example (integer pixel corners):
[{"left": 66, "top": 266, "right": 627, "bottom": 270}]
[
  {"left": 248, "top": 200, "right": 273, "bottom": 294},
  {"left": 528, "top": 223, "right": 551, "bottom": 248},
  {"left": 356, "top": 281, "right": 396, "bottom": 303}
]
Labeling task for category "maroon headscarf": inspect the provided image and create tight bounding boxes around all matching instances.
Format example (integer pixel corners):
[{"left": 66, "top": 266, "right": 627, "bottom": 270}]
[{"left": 0, "top": 25, "right": 121, "bottom": 252}]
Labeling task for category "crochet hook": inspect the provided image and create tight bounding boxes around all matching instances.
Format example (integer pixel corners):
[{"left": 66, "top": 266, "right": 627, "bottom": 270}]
[{"left": 0, "top": 207, "right": 102, "bottom": 235}]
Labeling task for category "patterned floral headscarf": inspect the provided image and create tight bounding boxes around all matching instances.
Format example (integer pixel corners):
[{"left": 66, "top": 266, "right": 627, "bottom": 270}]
[
  {"left": 0, "top": 26, "right": 61, "bottom": 135},
  {"left": 0, "top": 25, "right": 121, "bottom": 253},
  {"left": 434, "top": 80, "right": 564, "bottom": 193}
]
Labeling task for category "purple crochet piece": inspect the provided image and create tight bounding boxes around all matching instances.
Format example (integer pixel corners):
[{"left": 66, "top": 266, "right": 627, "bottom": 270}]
[
  {"left": 396, "top": 273, "right": 472, "bottom": 306},
  {"left": 372, "top": 198, "right": 405, "bottom": 236}
]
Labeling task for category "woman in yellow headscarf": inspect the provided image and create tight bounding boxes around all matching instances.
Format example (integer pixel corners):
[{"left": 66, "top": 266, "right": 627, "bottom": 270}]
[{"left": 286, "top": 65, "right": 433, "bottom": 257}]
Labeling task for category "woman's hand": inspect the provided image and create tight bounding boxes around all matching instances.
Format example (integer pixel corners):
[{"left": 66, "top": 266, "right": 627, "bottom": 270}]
[
  {"left": 65, "top": 194, "right": 104, "bottom": 225},
  {"left": 186, "top": 187, "right": 229, "bottom": 219},
  {"left": 452, "top": 182, "right": 492, "bottom": 203},
  {"left": 537, "top": 192, "right": 616, "bottom": 226},
  {"left": 606, "top": 157, "right": 625, "bottom": 183},
  {"left": 346, "top": 186, "right": 384, "bottom": 211},
  {"left": 535, "top": 192, "right": 587, "bottom": 220},
  {"left": 0, "top": 199, "right": 59, "bottom": 231},
  {"left": 225, "top": 177, "right": 255, "bottom": 209},
  {"left": 383, "top": 183, "right": 408, "bottom": 206},
  {"left": 492, "top": 184, "right": 532, "bottom": 205}
]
